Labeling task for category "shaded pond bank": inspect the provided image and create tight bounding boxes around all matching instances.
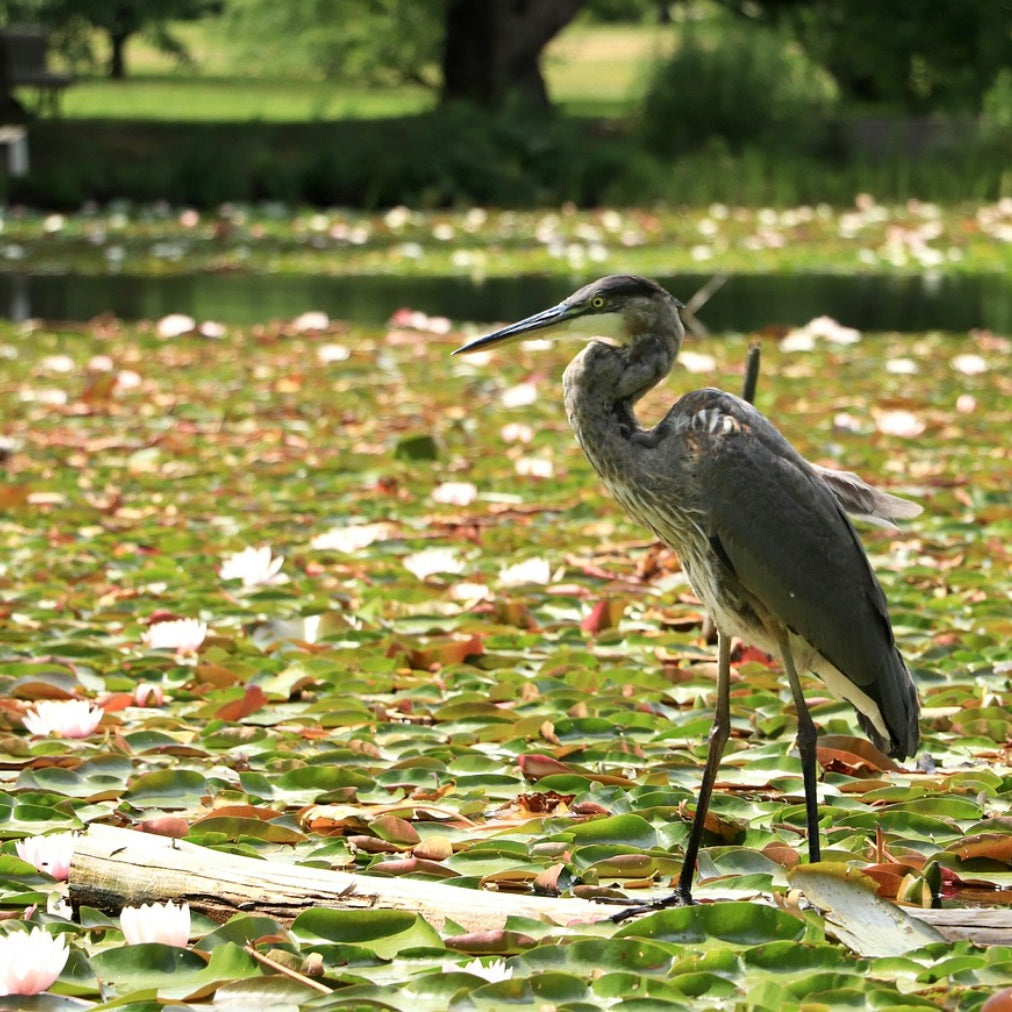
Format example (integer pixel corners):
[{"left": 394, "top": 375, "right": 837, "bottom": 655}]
[{"left": 2, "top": 271, "right": 1009, "bottom": 333}]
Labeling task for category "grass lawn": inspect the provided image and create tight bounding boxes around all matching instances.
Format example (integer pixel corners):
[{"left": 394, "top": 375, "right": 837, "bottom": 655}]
[{"left": 53, "top": 17, "right": 666, "bottom": 122}]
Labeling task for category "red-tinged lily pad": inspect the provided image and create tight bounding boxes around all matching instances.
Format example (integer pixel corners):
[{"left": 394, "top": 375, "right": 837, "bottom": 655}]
[
  {"left": 136, "top": 816, "right": 190, "bottom": 838},
  {"left": 401, "top": 634, "right": 485, "bottom": 669},
  {"left": 369, "top": 856, "right": 460, "bottom": 878},
  {"left": 945, "top": 833, "right": 1012, "bottom": 864},
  {"left": 369, "top": 814, "right": 421, "bottom": 846},
  {"left": 444, "top": 929, "right": 537, "bottom": 954},
  {"left": 213, "top": 685, "right": 268, "bottom": 721}
]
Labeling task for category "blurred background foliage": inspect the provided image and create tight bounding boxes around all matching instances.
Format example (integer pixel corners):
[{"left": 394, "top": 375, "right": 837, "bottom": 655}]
[{"left": 0, "top": 0, "right": 1009, "bottom": 208}]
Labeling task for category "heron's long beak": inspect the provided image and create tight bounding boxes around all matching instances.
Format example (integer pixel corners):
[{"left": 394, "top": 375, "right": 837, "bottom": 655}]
[{"left": 452, "top": 302, "right": 576, "bottom": 355}]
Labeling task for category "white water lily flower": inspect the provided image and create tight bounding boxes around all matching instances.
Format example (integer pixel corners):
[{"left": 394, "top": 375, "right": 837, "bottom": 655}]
[
  {"left": 317, "top": 343, "right": 350, "bottom": 364},
  {"left": 461, "top": 957, "right": 513, "bottom": 982},
  {"left": 677, "top": 350, "right": 717, "bottom": 374},
  {"left": 499, "top": 557, "right": 552, "bottom": 586},
  {"left": 514, "top": 457, "right": 554, "bottom": 479},
  {"left": 885, "top": 357, "right": 919, "bottom": 375},
  {"left": 120, "top": 900, "right": 190, "bottom": 947},
  {"left": 142, "top": 618, "right": 207, "bottom": 657},
  {"left": 450, "top": 581, "right": 492, "bottom": 603},
  {"left": 951, "top": 353, "right": 987, "bottom": 375},
  {"left": 156, "top": 313, "right": 195, "bottom": 339},
  {"left": 15, "top": 832, "right": 79, "bottom": 880},
  {"left": 220, "top": 545, "right": 286, "bottom": 588},
  {"left": 501, "top": 382, "right": 538, "bottom": 408},
  {"left": 500, "top": 422, "right": 534, "bottom": 444},
  {"left": 311, "top": 522, "right": 392, "bottom": 553},
  {"left": 875, "top": 409, "right": 926, "bottom": 438},
  {"left": 403, "top": 547, "right": 466, "bottom": 580},
  {"left": 292, "top": 311, "right": 329, "bottom": 333},
  {"left": 0, "top": 927, "right": 69, "bottom": 996},
  {"left": 432, "top": 481, "right": 478, "bottom": 506},
  {"left": 23, "top": 699, "right": 103, "bottom": 739}
]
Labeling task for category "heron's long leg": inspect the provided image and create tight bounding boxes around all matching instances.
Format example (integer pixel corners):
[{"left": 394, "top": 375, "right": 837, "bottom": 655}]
[
  {"left": 675, "top": 628, "right": 732, "bottom": 898},
  {"left": 776, "top": 632, "right": 822, "bottom": 862},
  {"left": 611, "top": 628, "right": 732, "bottom": 922}
]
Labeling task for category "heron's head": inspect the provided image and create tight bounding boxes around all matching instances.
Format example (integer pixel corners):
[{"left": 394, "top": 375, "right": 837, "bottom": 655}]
[{"left": 452, "top": 274, "right": 684, "bottom": 357}]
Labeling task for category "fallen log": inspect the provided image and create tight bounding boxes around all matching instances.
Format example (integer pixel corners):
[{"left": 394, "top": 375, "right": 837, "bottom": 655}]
[
  {"left": 69, "top": 824, "right": 1012, "bottom": 945},
  {"left": 69, "top": 823, "right": 603, "bottom": 933}
]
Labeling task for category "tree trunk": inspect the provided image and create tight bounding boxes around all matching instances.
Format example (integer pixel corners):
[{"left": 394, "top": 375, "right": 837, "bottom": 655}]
[
  {"left": 440, "top": 0, "right": 587, "bottom": 109},
  {"left": 109, "top": 31, "right": 130, "bottom": 79}
]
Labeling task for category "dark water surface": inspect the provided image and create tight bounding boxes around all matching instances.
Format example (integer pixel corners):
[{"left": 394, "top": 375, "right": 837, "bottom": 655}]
[{"left": 2, "top": 271, "right": 1009, "bottom": 333}]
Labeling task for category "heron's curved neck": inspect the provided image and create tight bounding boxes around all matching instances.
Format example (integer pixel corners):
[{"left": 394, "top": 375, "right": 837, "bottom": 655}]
[{"left": 562, "top": 328, "right": 679, "bottom": 469}]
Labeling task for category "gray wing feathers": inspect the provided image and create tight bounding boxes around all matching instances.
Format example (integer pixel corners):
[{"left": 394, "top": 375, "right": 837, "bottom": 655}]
[{"left": 693, "top": 403, "right": 919, "bottom": 756}]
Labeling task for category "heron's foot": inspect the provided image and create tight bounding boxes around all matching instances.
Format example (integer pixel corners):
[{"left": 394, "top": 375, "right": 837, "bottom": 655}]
[{"left": 609, "top": 888, "right": 694, "bottom": 924}]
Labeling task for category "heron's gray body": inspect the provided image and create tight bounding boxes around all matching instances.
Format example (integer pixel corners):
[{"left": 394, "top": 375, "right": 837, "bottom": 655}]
[
  {"left": 453, "top": 272, "right": 921, "bottom": 906},
  {"left": 564, "top": 340, "right": 919, "bottom": 757}
]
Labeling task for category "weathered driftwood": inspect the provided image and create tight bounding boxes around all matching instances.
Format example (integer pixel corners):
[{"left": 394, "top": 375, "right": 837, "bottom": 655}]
[
  {"left": 69, "top": 824, "right": 603, "bottom": 933},
  {"left": 69, "top": 824, "right": 1012, "bottom": 945},
  {"left": 906, "top": 908, "right": 1012, "bottom": 947}
]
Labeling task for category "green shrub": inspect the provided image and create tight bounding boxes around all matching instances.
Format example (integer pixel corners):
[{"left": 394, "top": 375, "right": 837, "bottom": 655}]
[{"left": 639, "top": 22, "right": 839, "bottom": 158}]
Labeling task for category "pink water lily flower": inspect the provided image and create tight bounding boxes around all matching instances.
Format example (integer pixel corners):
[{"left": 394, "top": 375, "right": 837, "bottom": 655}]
[
  {"left": 22, "top": 699, "right": 103, "bottom": 739},
  {"left": 15, "top": 832, "right": 78, "bottom": 881},
  {"left": 120, "top": 900, "right": 190, "bottom": 947},
  {"left": 0, "top": 927, "right": 69, "bottom": 996}
]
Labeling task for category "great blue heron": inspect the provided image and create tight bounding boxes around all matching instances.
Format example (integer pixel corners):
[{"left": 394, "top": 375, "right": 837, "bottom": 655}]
[{"left": 453, "top": 274, "right": 921, "bottom": 911}]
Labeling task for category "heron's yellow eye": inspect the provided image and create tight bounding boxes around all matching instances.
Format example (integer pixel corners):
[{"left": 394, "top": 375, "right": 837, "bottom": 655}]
[{"left": 590, "top": 296, "right": 606, "bottom": 309}]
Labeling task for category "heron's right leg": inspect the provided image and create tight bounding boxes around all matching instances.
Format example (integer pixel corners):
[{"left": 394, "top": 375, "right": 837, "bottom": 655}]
[
  {"left": 611, "top": 627, "right": 731, "bottom": 922},
  {"left": 776, "top": 632, "right": 822, "bottom": 863}
]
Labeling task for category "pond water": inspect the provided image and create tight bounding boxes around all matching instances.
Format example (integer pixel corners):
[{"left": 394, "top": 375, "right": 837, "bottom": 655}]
[{"left": 2, "top": 270, "right": 1009, "bottom": 334}]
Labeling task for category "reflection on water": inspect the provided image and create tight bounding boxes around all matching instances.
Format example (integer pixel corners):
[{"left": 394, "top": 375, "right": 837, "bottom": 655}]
[{"left": 1, "top": 271, "right": 1009, "bottom": 333}]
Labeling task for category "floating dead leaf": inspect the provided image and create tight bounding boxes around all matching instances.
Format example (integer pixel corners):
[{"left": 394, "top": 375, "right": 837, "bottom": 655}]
[
  {"left": 788, "top": 862, "right": 945, "bottom": 956},
  {"left": 860, "top": 862, "right": 917, "bottom": 898},
  {"left": 817, "top": 734, "right": 898, "bottom": 773},
  {"left": 761, "top": 842, "right": 801, "bottom": 869},
  {"left": 194, "top": 663, "right": 241, "bottom": 688},
  {"left": 195, "top": 804, "right": 280, "bottom": 822},
  {"left": 401, "top": 633, "right": 484, "bottom": 670},
  {"left": 413, "top": 836, "right": 453, "bottom": 861},
  {"left": 214, "top": 685, "right": 267, "bottom": 721},
  {"left": 348, "top": 835, "right": 402, "bottom": 854},
  {"left": 580, "top": 598, "right": 626, "bottom": 634},
  {"left": 533, "top": 863, "right": 570, "bottom": 895},
  {"left": 480, "top": 869, "right": 538, "bottom": 893},
  {"left": 0, "top": 484, "right": 32, "bottom": 509},
  {"left": 590, "top": 853, "right": 655, "bottom": 879},
  {"left": 517, "top": 753, "right": 634, "bottom": 786}
]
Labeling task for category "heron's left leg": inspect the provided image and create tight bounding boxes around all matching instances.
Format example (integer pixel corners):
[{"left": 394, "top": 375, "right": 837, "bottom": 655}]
[
  {"left": 611, "top": 629, "right": 732, "bottom": 922},
  {"left": 776, "top": 631, "right": 821, "bottom": 863}
]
